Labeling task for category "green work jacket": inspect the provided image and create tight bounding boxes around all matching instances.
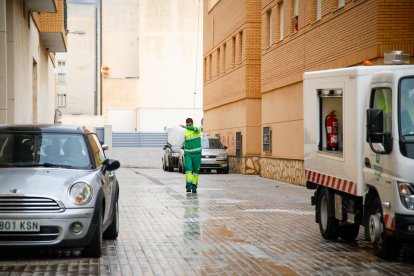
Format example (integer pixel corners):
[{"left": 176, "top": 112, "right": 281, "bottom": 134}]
[{"left": 184, "top": 126, "right": 201, "bottom": 154}]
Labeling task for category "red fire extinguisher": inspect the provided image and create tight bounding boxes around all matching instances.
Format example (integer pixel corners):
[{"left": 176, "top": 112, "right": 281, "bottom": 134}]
[{"left": 325, "top": 110, "right": 338, "bottom": 151}]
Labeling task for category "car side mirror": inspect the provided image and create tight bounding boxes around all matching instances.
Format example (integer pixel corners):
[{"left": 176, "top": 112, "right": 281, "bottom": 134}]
[
  {"left": 102, "top": 144, "right": 109, "bottom": 151},
  {"left": 102, "top": 158, "right": 120, "bottom": 173},
  {"left": 224, "top": 146, "right": 228, "bottom": 150},
  {"left": 366, "top": 108, "right": 392, "bottom": 154}
]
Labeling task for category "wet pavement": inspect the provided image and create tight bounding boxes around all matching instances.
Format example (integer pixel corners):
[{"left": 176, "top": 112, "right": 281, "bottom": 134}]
[{"left": 1, "top": 168, "right": 414, "bottom": 275}]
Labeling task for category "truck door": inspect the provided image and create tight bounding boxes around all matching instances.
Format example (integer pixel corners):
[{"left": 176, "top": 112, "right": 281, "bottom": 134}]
[{"left": 364, "top": 87, "right": 394, "bottom": 205}]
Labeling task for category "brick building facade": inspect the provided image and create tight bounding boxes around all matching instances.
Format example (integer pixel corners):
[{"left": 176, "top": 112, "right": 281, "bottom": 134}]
[{"left": 203, "top": 0, "right": 414, "bottom": 185}]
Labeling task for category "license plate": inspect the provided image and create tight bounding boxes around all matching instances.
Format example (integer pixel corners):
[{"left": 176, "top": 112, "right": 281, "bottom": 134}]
[{"left": 0, "top": 220, "right": 40, "bottom": 232}]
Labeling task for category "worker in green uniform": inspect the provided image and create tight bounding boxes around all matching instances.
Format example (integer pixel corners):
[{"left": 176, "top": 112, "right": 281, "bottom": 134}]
[{"left": 180, "top": 118, "right": 202, "bottom": 193}]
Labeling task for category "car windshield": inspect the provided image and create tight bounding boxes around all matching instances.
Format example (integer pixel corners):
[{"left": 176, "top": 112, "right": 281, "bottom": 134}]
[
  {"left": 0, "top": 132, "right": 92, "bottom": 169},
  {"left": 201, "top": 138, "right": 223, "bottom": 149},
  {"left": 400, "top": 77, "right": 414, "bottom": 139}
]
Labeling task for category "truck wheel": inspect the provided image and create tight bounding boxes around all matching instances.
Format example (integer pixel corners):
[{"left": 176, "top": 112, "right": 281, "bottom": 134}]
[
  {"left": 317, "top": 188, "right": 339, "bottom": 240},
  {"left": 339, "top": 224, "right": 360, "bottom": 241},
  {"left": 368, "top": 197, "right": 401, "bottom": 260}
]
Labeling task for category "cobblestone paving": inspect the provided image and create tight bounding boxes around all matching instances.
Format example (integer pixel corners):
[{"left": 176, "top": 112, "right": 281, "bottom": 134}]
[{"left": 1, "top": 168, "right": 414, "bottom": 275}]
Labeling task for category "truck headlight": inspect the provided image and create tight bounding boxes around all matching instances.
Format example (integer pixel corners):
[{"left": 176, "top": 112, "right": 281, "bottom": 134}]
[
  {"left": 69, "top": 182, "right": 92, "bottom": 205},
  {"left": 217, "top": 152, "right": 228, "bottom": 160},
  {"left": 398, "top": 182, "right": 414, "bottom": 210}
]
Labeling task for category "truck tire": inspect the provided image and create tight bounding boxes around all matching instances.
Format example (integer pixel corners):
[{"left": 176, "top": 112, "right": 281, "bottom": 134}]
[
  {"left": 368, "top": 197, "right": 401, "bottom": 260},
  {"left": 339, "top": 224, "right": 360, "bottom": 241},
  {"left": 317, "top": 187, "right": 339, "bottom": 240}
]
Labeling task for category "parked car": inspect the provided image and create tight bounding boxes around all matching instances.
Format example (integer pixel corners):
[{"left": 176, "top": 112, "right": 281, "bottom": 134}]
[
  {"left": 0, "top": 124, "right": 120, "bottom": 257},
  {"left": 162, "top": 143, "right": 181, "bottom": 172},
  {"left": 179, "top": 137, "right": 229, "bottom": 174}
]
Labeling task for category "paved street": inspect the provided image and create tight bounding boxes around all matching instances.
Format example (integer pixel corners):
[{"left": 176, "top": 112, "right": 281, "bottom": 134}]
[{"left": 1, "top": 168, "right": 414, "bottom": 275}]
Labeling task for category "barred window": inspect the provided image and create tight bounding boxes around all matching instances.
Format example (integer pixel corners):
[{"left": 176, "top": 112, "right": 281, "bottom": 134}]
[
  {"left": 236, "top": 132, "right": 242, "bottom": 158},
  {"left": 57, "top": 94, "right": 66, "bottom": 107},
  {"left": 263, "top": 127, "right": 272, "bottom": 152}
]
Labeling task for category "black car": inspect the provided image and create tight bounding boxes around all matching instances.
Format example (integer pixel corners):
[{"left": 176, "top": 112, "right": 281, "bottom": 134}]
[{"left": 162, "top": 143, "right": 181, "bottom": 172}]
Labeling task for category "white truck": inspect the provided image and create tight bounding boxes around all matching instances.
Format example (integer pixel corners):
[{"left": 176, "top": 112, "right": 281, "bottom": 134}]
[{"left": 304, "top": 51, "right": 414, "bottom": 259}]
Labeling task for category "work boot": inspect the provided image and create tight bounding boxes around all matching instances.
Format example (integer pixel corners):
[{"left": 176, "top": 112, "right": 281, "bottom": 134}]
[
  {"left": 192, "top": 189, "right": 197, "bottom": 194},
  {"left": 186, "top": 189, "right": 191, "bottom": 193}
]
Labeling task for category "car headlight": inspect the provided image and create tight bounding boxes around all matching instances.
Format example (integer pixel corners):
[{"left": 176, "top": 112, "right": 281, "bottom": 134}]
[
  {"left": 69, "top": 182, "right": 92, "bottom": 205},
  {"left": 398, "top": 182, "right": 414, "bottom": 210},
  {"left": 217, "top": 152, "right": 228, "bottom": 160}
]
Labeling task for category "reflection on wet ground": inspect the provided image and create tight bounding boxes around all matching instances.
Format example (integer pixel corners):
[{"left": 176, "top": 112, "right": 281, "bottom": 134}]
[{"left": 0, "top": 168, "right": 414, "bottom": 275}]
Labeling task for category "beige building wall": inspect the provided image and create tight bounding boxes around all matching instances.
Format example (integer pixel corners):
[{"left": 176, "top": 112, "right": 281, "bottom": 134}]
[
  {"left": 204, "top": 0, "right": 414, "bottom": 184},
  {"left": 0, "top": 0, "right": 6, "bottom": 122},
  {"left": 102, "top": 0, "right": 203, "bottom": 131},
  {"left": 260, "top": 0, "right": 414, "bottom": 185},
  {"left": 203, "top": 0, "right": 262, "bottom": 174},
  {"left": 101, "top": 0, "right": 140, "bottom": 122},
  {"left": 0, "top": 0, "right": 66, "bottom": 124}
]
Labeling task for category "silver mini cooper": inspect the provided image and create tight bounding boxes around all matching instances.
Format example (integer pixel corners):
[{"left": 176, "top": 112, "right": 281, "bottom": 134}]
[{"left": 0, "top": 125, "right": 120, "bottom": 257}]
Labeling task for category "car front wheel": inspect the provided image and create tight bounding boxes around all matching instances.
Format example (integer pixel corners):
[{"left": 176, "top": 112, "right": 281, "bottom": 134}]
[
  {"left": 104, "top": 197, "right": 119, "bottom": 239},
  {"left": 83, "top": 207, "right": 103, "bottom": 257}
]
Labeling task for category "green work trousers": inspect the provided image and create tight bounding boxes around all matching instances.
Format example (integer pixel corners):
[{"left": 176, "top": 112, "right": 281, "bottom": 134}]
[{"left": 185, "top": 152, "right": 201, "bottom": 190}]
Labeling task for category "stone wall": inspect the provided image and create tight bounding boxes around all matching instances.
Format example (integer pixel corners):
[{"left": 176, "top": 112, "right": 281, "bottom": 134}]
[
  {"left": 229, "top": 156, "right": 261, "bottom": 175},
  {"left": 260, "top": 157, "right": 305, "bottom": 186}
]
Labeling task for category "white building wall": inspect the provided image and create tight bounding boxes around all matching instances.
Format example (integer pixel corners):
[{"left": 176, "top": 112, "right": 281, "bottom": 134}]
[
  {"left": 102, "top": 0, "right": 203, "bottom": 132},
  {"left": 138, "top": 0, "right": 203, "bottom": 111}
]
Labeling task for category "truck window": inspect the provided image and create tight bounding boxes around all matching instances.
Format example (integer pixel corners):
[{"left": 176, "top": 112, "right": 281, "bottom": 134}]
[
  {"left": 400, "top": 77, "right": 414, "bottom": 137},
  {"left": 371, "top": 88, "right": 392, "bottom": 133},
  {"left": 317, "top": 89, "right": 343, "bottom": 156}
]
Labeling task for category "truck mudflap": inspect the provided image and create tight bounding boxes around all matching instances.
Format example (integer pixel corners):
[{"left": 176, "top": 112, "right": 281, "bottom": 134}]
[
  {"left": 305, "top": 169, "right": 357, "bottom": 195},
  {"left": 394, "top": 214, "right": 414, "bottom": 242}
]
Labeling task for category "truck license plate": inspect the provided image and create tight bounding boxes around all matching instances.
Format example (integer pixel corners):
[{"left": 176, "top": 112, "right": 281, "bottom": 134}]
[{"left": 0, "top": 220, "right": 40, "bottom": 232}]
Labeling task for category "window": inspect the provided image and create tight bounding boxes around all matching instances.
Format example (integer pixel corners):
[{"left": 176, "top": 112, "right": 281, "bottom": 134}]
[
  {"left": 57, "top": 73, "right": 66, "bottom": 84},
  {"left": 338, "top": 0, "right": 345, "bottom": 8},
  {"left": 236, "top": 132, "right": 242, "bottom": 158},
  {"left": 371, "top": 88, "right": 392, "bottom": 134},
  {"left": 204, "top": 58, "right": 207, "bottom": 82},
  {"left": 279, "top": 2, "right": 284, "bottom": 40},
  {"left": 217, "top": 48, "right": 220, "bottom": 75},
  {"left": 267, "top": 9, "right": 272, "bottom": 46},
  {"left": 209, "top": 54, "right": 212, "bottom": 79},
  {"left": 263, "top": 127, "right": 272, "bottom": 152},
  {"left": 400, "top": 78, "right": 414, "bottom": 137},
  {"left": 293, "top": 0, "right": 299, "bottom": 32},
  {"left": 87, "top": 134, "right": 106, "bottom": 166},
  {"left": 316, "top": 0, "right": 321, "bottom": 20},
  {"left": 232, "top": 36, "right": 236, "bottom": 66},
  {"left": 57, "top": 94, "right": 66, "bottom": 107},
  {"left": 238, "top": 31, "right": 243, "bottom": 63},
  {"left": 223, "top": 43, "right": 226, "bottom": 72}
]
